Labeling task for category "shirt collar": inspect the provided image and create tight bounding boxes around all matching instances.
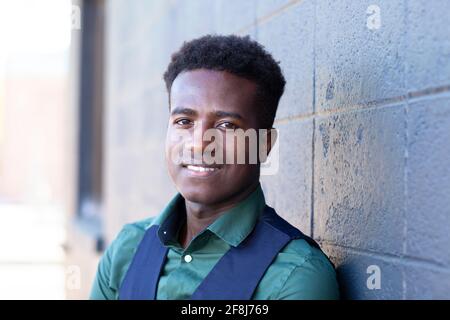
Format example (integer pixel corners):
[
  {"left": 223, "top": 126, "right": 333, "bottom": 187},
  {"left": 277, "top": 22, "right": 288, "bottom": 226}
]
[
  {"left": 149, "top": 193, "right": 186, "bottom": 247},
  {"left": 148, "top": 184, "right": 266, "bottom": 248}
]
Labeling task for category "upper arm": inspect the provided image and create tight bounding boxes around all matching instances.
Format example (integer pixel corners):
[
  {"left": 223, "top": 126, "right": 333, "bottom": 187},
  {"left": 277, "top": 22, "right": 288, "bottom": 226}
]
[
  {"left": 89, "top": 219, "right": 153, "bottom": 300},
  {"left": 89, "top": 243, "right": 117, "bottom": 300},
  {"left": 275, "top": 252, "right": 340, "bottom": 300}
]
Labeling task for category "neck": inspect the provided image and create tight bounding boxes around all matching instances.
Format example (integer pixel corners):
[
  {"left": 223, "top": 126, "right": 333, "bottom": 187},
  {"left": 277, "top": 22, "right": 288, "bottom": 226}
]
[{"left": 179, "top": 180, "right": 260, "bottom": 249}]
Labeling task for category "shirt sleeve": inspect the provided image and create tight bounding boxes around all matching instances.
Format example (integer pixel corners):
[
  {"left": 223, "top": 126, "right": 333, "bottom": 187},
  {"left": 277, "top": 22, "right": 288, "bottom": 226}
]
[
  {"left": 89, "top": 220, "right": 152, "bottom": 300},
  {"left": 274, "top": 250, "right": 340, "bottom": 300},
  {"left": 89, "top": 238, "right": 118, "bottom": 300}
]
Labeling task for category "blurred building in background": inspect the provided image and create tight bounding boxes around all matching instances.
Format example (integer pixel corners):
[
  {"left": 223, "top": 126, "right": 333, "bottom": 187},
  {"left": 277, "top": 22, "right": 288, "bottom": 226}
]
[
  {"left": 0, "top": 0, "right": 71, "bottom": 298},
  {"left": 1, "top": 0, "right": 449, "bottom": 299}
]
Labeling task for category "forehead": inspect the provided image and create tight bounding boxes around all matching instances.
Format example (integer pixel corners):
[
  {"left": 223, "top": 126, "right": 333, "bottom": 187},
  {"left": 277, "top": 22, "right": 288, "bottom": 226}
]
[{"left": 170, "top": 69, "right": 258, "bottom": 111}]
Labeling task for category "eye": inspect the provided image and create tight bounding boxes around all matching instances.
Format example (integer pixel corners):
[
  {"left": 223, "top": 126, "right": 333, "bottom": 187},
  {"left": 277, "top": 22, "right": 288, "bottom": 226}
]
[
  {"left": 174, "top": 118, "right": 192, "bottom": 126},
  {"left": 217, "top": 122, "right": 237, "bottom": 130}
]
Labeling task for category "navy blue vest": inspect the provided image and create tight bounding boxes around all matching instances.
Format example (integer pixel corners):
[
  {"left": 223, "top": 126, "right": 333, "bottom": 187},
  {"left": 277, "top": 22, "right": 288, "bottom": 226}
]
[{"left": 119, "top": 206, "right": 323, "bottom": 300}]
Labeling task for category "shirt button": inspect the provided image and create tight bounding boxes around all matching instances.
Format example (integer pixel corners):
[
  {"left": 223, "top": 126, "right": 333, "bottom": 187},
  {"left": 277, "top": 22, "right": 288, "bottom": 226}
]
[{"left": 184, "top": 254, "right": 193, "bottom": 263}]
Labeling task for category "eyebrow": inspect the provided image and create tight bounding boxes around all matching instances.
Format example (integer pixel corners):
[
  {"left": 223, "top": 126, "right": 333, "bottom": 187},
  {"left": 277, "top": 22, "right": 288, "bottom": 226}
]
[
  {"left": 171, "top": 107, "right": 197, "bottom": 116},
  {"left": 171, "top": 107, "right": 243, "bottom": 120},
  {"left": 214, "top": 110, "right": 243, "bottom": 120}
]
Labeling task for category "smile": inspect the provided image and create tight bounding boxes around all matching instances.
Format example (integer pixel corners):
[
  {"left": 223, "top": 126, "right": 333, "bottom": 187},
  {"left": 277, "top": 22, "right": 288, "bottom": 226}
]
[
  {"left": 182, "top": 164, "right": 222, "bottom": 177},
  {"left": 186, "top": 165, "right": 219, "bottom": 172}
]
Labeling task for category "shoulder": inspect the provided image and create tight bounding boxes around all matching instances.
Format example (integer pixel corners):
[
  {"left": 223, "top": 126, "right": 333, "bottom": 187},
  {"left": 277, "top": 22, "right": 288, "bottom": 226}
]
[
  {"left": 91, "top": 216, "right": 156, "bottom": 299},
  {"left": 257, "top": 237, "right": 340, "bottom": 300},
  {"left": 112, "top": 217, "right": 155, "bottom": 249},
  {"left": 281, "top": 237, "right": 331, "bottom": 266},
  {"left": 107, "top": 216, "right": 155, "bottom": 270},
  {"left": 275, "top": 238, "right": 340, "bottom": 299}
]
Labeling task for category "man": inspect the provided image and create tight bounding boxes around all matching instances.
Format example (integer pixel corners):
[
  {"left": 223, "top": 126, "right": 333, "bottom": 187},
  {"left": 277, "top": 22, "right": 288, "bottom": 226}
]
[{"left": 90, "top": 35, "right": 339, "bottom": 300}]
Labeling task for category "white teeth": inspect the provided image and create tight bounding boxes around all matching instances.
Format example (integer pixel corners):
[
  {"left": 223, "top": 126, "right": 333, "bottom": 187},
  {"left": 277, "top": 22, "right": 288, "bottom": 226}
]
[{"left": 186, "top": 165, "right": 218, "bottom": 172}]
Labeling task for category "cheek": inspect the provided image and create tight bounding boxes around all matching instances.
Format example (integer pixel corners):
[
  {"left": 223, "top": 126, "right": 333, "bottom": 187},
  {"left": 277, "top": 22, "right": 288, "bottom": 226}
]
[
  {"left": 222, "top": 133, "right": 258, "bottom": 165},
  {"left": 165, "top": 130, "right": 188, "bottom": 168},
  {"left": 165, "top": 136, "right": 174, "bottom": 170},
  {"left": 227, "top": 163, "right": 259, "bottom": 178},
  {"left": 165, "top": 146, "right": 177, "bottom": 184}
]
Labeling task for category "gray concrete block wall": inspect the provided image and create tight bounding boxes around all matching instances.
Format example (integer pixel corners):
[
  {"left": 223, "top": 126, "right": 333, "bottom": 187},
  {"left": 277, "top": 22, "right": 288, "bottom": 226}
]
[
  {"left": 315, "top": 0, "right": 406, "bottom": 110},
  {"left": 256, "top": 1, "right": 315, "bottom": 119},
  {"left": 103, "top": 0, "right": 450, "bottom": 299},
  {"left": 406, "top": 0, "right": 450, "bottom": 92},
  {"left": 406, "top": 96, "right": 450, "bottom": 268},
  {"left": 314, "top": 106, "right": 406, "bottom": 255}
]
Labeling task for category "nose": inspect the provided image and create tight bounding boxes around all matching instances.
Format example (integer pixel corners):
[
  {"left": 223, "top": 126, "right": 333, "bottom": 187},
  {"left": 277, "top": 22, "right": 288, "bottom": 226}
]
[{"left": 184, "top": 121, "right": 212, "bottom": 161}]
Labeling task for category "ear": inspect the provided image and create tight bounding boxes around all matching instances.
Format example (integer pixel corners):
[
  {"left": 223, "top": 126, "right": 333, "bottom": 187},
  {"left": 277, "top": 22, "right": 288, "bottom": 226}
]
[{"left": 259, "top": 127, "right": 278, "bottom": 163}]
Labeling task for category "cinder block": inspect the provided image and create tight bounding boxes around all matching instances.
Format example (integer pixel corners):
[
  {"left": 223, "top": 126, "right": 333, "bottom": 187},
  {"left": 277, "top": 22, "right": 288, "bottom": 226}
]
[
  {"left": 106, "top": 1, "right": 172, "bottom": 94},
  {"left": 214, "top": 0, "right": 257, "bottom": 35},
  {"left": 169, "top": 0, "right": 217, "bottom": 44},
  {"left": 314, "top": 106, "right": 405, "bottom": 255},
  {"left": 256, "top": 1, "right": 315, "bottom": 119},
  {"left": 315, "top": 0, "right": 406, "bottom": 111},
  {"left": 404, "top": 264, "right": 450, "bottom": 299},
  {"left": 261, "top": 119, "right": 313, "bottom": 235},
  {"left": 112, "top": 104, "right": 135, "bottom": 148},
  {"left": 406, "top": 95, "right": 450, "bottom": 266},
  {"left": 406, "top": 0, "right": 450, "bottom": 92},
  {"left": 322, "top": 243, "right": 404, "bottom": 299},
  {"left": 107, "top": 0, "right": 170, "bottom": 45},
  {"left": 136, "top": 86, "right": 170, "bottom": 144},
  {"left": 256, "top": 0, "right": 295, "bottom": 20}
]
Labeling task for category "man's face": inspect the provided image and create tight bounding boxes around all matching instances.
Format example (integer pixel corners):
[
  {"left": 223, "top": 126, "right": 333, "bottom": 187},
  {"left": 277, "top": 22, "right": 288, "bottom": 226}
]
[{"left": 165, "top": 69, "right": 261, "bottom": 205}]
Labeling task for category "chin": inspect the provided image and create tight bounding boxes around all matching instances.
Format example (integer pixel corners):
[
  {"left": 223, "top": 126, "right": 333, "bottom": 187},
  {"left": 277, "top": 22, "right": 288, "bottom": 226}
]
[
  {"left": 177, "top": 180, "right": 232, "bottom": 205},
  {"left": 180, "top": 189, "right": 221, "bottom": 205}
]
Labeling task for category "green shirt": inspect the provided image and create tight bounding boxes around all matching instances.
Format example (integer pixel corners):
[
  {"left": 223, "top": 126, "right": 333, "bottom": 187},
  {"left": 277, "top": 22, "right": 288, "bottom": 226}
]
[{"left": 90, "top": 185, "right": 339, "bottom": 300}]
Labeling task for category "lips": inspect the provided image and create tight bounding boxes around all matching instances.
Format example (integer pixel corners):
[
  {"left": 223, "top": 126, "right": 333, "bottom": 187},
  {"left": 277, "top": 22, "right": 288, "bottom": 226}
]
[{"left": 181, "top": 163, "right": 223, "bottom": 177}]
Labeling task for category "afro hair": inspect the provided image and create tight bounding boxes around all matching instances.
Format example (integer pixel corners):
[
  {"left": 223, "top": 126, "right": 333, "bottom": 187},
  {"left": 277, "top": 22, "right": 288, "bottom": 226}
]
[{"left": 163, "top": 34, "right": 286, "bottom": 128}]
